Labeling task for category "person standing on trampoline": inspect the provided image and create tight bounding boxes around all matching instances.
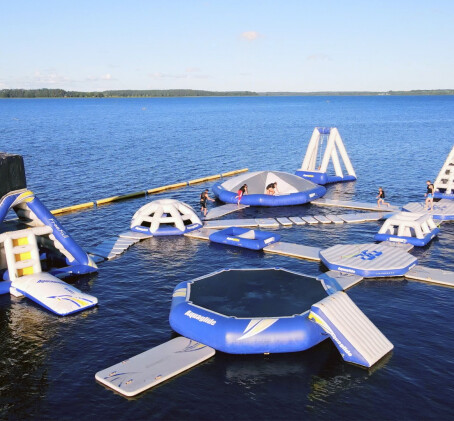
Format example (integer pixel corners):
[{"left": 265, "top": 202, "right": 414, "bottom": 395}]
[
  {"left": 200, "top": 189, "right": 215, "bottom": 217},
  {"left": 425, "top": 180, "right": 434, "bottom": 211},
  {"left": 376, "top": 187, "right": 390, "bottom": 208},
  {"left": 236, "top": 184, "right": 248, "bottom": 205}
]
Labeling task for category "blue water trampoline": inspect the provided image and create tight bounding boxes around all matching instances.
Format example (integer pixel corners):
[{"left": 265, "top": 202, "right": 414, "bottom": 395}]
[
  {"left": 209, "top": 227, "right": 281, "bottom": 250},
  {"left": 212, "top": 171, "right": 326, "bottom": 206},
  {"left": 169, "top": 268, "right": 329, "bottom": 354}
]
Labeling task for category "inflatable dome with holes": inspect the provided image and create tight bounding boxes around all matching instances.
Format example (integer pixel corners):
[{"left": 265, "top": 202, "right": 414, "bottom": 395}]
[
  {"left": 212, "top": 170, "right": 326, "bottom": 206},
  {"left": 130, "top": 199, "right": 202, "bottom": 236}
]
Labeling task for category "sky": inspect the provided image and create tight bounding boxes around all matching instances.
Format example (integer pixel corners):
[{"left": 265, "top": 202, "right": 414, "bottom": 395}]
[{"left": 1, "top": 0, "right": 454, "bottom": 92}]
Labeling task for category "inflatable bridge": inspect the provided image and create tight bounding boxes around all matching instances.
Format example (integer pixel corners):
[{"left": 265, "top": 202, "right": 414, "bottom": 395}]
[{"left": 0, "top": 153, "right": 98, "bottom": 316}]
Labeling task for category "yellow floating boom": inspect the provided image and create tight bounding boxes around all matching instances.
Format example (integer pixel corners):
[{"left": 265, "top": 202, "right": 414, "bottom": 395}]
[
  {"left": 188, "top": 174, "right": 221, "bottom": 185},
  {"left": 51, "top": 202, "right": 95, "bottom": 214},
  {"left": 221, "top": 168, "right": 248, "bottom": 177},
  {"left": 97, "top": 191, "right": 146, "bottom": 206},
  {"left": 147, "top": 182, "right": 188, "bottom": 194}
]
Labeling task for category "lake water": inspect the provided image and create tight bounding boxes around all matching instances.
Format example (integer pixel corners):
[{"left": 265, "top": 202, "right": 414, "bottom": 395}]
[{"left": 0, "top": 96, "right": 453, "bottom": 420}]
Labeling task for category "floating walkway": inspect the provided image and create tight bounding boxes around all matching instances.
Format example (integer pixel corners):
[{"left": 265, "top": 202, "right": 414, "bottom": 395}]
[
  {"left": 204, "top": 204, "right": 249, "bottom": 220},
  {"left": 87, "top": 235, "right": 142, "bottom": 261},
  {"left": 263, "top": 242, "right": 322, "bottom": 261},
  {"left": 403, "top": 200, "right": 454, "bottom": 221},
  {"left": 405, "top": 265, "right": 454, "bottom": 287},
  {"left": 313, "top": 198, "right": 399, "bottom": 212},
  {"left": 203, "top": 212, "right": 387, "bottom": 230}
]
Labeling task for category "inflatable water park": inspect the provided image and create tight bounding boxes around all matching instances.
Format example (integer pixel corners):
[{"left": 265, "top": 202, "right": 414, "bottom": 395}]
[{"left": 2, "top": 130, "right": 454, "bottom": 398}]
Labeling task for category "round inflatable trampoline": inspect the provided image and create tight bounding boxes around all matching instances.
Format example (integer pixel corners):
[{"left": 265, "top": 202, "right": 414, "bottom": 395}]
[
  {"left": 130, "top": 199, "right": 202, "bottom": 236},
  {"left": 169, "top": 268, "right": 329, "bottom": 354},
  {"left": 212, "top": 171, "right": 326, "bottom": 206}
]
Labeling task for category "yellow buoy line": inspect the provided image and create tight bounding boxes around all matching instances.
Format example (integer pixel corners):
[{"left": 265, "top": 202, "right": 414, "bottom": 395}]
[{"left": 50, "top": 168, "right": 248, "bottom": 215}]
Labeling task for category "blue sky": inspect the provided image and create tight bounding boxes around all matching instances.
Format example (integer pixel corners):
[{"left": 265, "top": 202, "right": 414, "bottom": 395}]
[{"left": 1, "top": 0, "right": 453, "bottom": 92}]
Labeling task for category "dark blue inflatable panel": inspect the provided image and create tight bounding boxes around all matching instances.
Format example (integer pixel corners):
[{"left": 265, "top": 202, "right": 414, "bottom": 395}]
[
  {"left": 434, "top": 192, "right": 454, "bottom": 199},
  {"left": 209, "top": 227, "right": 281, "bottom": 250},
  {"left": 295, "top": 170, "right": 357, "bottom": 186},
  {"left": 131, "top": 222, "right": 202, "bottom": 236},
  {"left": 317, "top": 127, "right": 331, "bottom": 134},
  {"left": 212, "top": 183, "right": 326, "bottom": 206}
]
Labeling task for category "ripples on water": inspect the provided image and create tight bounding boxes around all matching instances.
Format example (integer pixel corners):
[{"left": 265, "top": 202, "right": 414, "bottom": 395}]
[{"left": 0, "top": 96, "right": 453, "bottom": 419}]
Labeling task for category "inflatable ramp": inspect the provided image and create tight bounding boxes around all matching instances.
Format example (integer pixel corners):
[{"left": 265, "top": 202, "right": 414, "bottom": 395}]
[
  {"left": 205, "top": 204, "right": 249, "bottom": 220},
  {"left": 434, "top": 145, "right": 454, "bottom": 199},
  {"left": 309, "top": 291, "right": 393, "bottom": 368},
  {"left": 295, "top": 127, "right": 356, "bottom": 185},
  {"left": 95, "top": 337, "right": 215, "bottom": 397}
]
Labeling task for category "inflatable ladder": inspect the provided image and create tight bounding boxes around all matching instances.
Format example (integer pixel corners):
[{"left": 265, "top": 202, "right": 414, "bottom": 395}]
[
  {"left": 309, "top": 291, "right": 393, "bottom": 368},
  {"left": 1, "top": 226, "right": 51, "bottom": 295},
  {"left": 0, "top": 227, "right": 98, "bottom": 315}
]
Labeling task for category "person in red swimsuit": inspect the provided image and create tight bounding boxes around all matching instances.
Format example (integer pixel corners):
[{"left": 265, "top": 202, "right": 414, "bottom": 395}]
[{"left": 236, "top": 184, "right": 248, "bottom": 205}]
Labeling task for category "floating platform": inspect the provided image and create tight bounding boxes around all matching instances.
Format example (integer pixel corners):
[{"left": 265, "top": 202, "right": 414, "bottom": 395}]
[
  {"left": 95, "top": 337, "right": 215, "bottom": 397},
  {"left": 326, "top": 214, "right": 345, "bottom": 224},
  {"left": 301, "top": 216, "right": 319, "bottom": 224},
  {"left": 276, "top": 217, "right": 292, "bottom": 226},
  {"left": 209, "top": 227, "right": 280, "bottom": 250},
  {"left": 405, "top": 265, "right": 454, "bottom": 287},
  {"left": 288, "top": 217, "right": 306, "bottom": 225},
  {"left": 204, "top": 219, "right": 259, "bottom": 229},
  {"left": 314, "top": 215, "right": 332, "bottom": 224},
  {"left": 87, "top": 236, "right": 140, "bottom": 260},
  {"left": 256, "top": 218, "right": 280, "bottom": 228},
  {"left": 375, "top": 212, "right": 440, "bottom": 246},
  {"left": 403, "top": 200, "right": 454, "bottom": 221},
  {"left": 184, "top": 228, "right": 219, "bottom": 241},
  {"left": 317, "top": 271, "right": 364, "bottom": 293},
  {"left": 204, "top": 204, "right": 249, "bottom": 220},
  {"left": 319, "top": 242, "right": 417, "bottom": 277},
  {"left": 313, "top": 198, "right": 399, "bottom": 212},
  {"left": 263, "top": 242, "right": 321, "bottom": 261}
]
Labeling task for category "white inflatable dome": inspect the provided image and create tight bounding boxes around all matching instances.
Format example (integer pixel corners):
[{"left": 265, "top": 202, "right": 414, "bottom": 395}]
[{"left": 130, "top": 199, "right": 202, "bottom": 236}]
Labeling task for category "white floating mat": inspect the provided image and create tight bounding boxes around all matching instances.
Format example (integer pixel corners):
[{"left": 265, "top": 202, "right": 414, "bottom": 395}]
[
  {"left": 119, "top": 231, "right": 154, "bottom": 240},
  {"left": 13, "top": 272, "right": 98, "bottom": 316},
  {"left": 301, "top": 216, "right": 319, "bottom": 224},
  {"left": 276, "top": 217, "right": 293, "bottom": 226},
  {"left": 256, "top": 218, "right": 280, "bottom": 228},
  {"left": 338, "top": 213, "right": 370, "bottom": 223},
  {"left": 204, "top": 204, "right": 249, "bottom": 220},
  {"left": 360, "top": 212, "right": 387, "bottom": 221},
  {"left": 263, "top": 241, "right": 321, "bottom": 261},
  {"left": 320, "top": 242, "right": 417, "bottom": 278},
  {"left": 95, "top": 337, "right": 215, "bottom": 397},
  {"left": 288, "top": 217, "right": 306, "bottom": 225},
  {"left": 184, "top": 228, "right": 219, "bottom": 240},
  {"left": 403, "top": 200, "right": 454, "bottom": 220},
  {"left": 326, "top": 214, "right": 344, "bottom": 224},
  {"left": 312, "top": 198, "right": 399, "bottom": 212},
  {"left": 317, "top": 270, "right": 364, "bottom": 292},
  {"left": 314, "top": 215, "right": 332, "bottom": 224},
  {"left": 380, "top": 241, "right": 414, "bottom": 252},
  {"left": 405, "top": 265, "right": 454, "bottom": 287},
  {"left": 203, "top": 219, "right": 259, "bottom": 229}
]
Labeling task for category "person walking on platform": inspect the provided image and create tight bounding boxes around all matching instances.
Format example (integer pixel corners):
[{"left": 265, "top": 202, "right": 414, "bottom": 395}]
[
  {"left": 200, "top": 189, "right": 215, "bottom": 217},
  {"left": 376, "top": 187, "right": 390, "bottom": 208},
  {"left": 425, "top": 180, "right": 434, "bottom": 211}
]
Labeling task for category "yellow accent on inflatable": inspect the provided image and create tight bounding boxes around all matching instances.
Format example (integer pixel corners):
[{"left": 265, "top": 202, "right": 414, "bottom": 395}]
[
  {"left": 18, "top": 266, "right": 34, "bottom": 277},
  {"left": 51, "top": 202, "right": 95, "bottom": 214},
  {"left": 13, "top": 237, "right": 28, "bottom": 247},
  {"left": 221, "top": 168, "right": 248, "bottom": 177},
  {"left": 15, "top": 252, "right": 31, "bottom": 262}
]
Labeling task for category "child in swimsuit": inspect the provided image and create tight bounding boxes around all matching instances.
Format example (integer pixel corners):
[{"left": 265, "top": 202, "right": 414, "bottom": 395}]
[
  {"left": 376, "top": 187, "right": 390, "bottom": 208},
  {"left": 425, "top": 180, "right": 434, "bottom": 211}
]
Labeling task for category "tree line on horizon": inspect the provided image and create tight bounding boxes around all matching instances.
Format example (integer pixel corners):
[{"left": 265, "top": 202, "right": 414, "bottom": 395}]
[{"left": 1, "top": 88, "right": 453, "bottom": 98}]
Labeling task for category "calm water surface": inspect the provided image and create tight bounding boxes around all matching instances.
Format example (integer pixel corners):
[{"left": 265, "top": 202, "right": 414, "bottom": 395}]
[{"left": 0, "top": 96, "right": 453, "bottom": 420}]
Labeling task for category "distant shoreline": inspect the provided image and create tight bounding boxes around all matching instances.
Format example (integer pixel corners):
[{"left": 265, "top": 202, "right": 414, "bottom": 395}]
[{"left": 1, "top": 88, "right": 454, "bottom": 98}]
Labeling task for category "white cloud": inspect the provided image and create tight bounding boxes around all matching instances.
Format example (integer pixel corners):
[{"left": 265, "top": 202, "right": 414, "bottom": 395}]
[
  {"left": 241, "top": 31, "right": 260, "bottom": 41},
  {"left": 101, "top": 73, "right": 112, "bottom": 80},
  {"left": 185, "top": 67, "right": 201, "bottom": 73}
]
